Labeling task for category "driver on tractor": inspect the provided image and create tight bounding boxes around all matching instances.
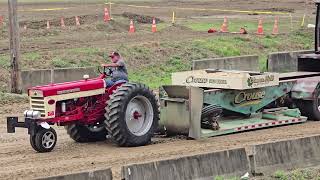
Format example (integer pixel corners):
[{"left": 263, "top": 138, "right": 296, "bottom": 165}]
[{"left": 103, "top": 51, "right": 129, "bottom": 87}]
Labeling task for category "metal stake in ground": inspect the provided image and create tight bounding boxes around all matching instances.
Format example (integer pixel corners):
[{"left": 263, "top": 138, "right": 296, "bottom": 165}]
[
  {"left": 172, "top": 11, "right": 175, "bottom": 25},
  {"left": 8, "top": 0, "right": 22, "bottom": 94},
  {"left": 60, "top": 17, "right": 65, "bottom": 28},
  {"left": 46, "top": 20, "right": 50, "bottom": 29},
  {"left": 75, "top": 16, "right": 81, "bottom": 26}
]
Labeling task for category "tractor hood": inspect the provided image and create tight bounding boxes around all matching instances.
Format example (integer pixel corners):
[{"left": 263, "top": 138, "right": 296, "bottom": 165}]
[{"left": 28, "top": 78, "right": 105, "bottom": 97}]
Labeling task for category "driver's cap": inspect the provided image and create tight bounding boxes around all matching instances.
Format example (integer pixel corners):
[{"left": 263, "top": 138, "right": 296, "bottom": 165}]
[{"left": 109, "top": 51, "right": 120, "bottom": 58}]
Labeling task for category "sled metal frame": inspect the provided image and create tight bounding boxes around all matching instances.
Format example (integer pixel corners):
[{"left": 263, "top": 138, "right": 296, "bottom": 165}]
[{"left": 160, "top": 85, "right": 308, "bottom": 140}]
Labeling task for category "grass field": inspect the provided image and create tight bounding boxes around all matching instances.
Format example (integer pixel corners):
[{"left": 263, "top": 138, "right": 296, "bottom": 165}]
[
  {"left": 0, "top": 24, "right": 314, "bottom": 89},
  {"left": 271, "top": 168, "right": 320, "bottom": 180},
  {"left": 129, "top": 30, "right": 312, "bottom": 88},
  {"left": 0, "top": 0, "right": 315, "bottom": 91}
]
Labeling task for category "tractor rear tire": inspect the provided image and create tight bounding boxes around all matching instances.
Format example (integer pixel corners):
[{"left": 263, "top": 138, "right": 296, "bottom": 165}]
[
  {"left": 65, "top": 123, "right": 108, "bottom": 143},
  {"left": 295, "top": 88, "right": 320, "bottom": 121},
  {"left": 104, "top": 83, "right": 160, "bottom": 147}
]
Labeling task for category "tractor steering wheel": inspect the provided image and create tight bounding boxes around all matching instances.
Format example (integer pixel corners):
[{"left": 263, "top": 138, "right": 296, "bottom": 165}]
[{"left": 98, "top": 66, "right": 113, "bottom": 77}]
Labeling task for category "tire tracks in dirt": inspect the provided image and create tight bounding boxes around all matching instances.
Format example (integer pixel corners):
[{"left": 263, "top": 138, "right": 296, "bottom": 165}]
[{"left": 0, "top": 104, "right": 320, "bottom": 179}]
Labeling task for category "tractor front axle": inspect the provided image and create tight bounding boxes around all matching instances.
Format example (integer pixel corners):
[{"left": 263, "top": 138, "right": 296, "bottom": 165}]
[{"left": 7, "top": 117, "right": 38, "bottom": 136}]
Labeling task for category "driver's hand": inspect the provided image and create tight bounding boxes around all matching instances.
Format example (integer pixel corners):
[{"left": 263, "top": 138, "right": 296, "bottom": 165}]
[{"left": 105, "top": 67, "right": 113, "bottom": 76}]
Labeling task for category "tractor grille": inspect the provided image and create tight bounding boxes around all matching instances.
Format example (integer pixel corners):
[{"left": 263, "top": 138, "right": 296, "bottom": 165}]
[{"left": 30, "top": 97, "right": 46, "bottom": 117}]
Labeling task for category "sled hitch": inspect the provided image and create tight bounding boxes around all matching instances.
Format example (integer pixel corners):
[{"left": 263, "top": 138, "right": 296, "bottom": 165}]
[{"left": 7, "top": 117, "right": 37, "bottom": 136}]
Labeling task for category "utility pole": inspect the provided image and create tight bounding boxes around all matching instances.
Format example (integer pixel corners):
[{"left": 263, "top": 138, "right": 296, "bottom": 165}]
[{"left": 8, "top": 0, "right": 22, "bottom": 94}]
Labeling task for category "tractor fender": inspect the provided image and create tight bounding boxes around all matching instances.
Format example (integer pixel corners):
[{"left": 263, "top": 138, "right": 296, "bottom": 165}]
[
  {"left": 291, "top": 77, "right": 320, "bottom": 100},
  {"left": 106, "top": 80, "right": 127, "bottom": 95},
  {"left": 38, "top": 122, "right": 50, "bottom": 129}
]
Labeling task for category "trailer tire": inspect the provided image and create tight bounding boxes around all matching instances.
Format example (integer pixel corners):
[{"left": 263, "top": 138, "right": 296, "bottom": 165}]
[
  {"left": 104, "top": 83, "right": 160, "bottom": 147},
  {"left": 65, "top": 124, "right": 107, "bottom": 143},
  {"left": 31, "top": 127, "right": 57, "bottom": 153},
  {"left": 201, "top": 104, "right": 222, "bottom": 119},
  {"left": 295, "top": 88, "right": 320, "bottom": 121},
  {"left": 201, "top": 104, "right": 222, "bottom": 130}
]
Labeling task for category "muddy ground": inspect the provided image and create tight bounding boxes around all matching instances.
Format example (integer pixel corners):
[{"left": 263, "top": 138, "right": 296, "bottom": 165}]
[
  {"left": 0, "top": 0, "right": 319, "bottom": 179},
  {"left": 1, "top": 103, "right": 320, "bottom": 179}
]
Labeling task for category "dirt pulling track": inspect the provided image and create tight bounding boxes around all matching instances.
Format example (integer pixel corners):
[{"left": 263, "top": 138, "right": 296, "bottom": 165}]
[
  {"left": 0, "top": 103, "right": 319, "bottom": 179},
  {"left": 0, "top": 0, "right": 319, "bottom": 179}
]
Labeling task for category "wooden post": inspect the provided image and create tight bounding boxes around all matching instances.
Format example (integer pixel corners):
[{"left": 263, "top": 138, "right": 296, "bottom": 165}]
[
  {"left": 8, "top": 0, "right": 22, "bottom": 94},
  {"left": 109, "top": 1, "right": 112, "bottom": 20}
]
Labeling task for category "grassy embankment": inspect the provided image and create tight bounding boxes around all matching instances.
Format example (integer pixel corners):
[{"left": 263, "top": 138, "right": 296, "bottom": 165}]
[{"left": 0, "top": 20, "right": 313, "bottom": 90}]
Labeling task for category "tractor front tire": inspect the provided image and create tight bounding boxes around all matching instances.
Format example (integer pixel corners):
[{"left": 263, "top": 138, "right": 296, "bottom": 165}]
[
  {"left": 104, "top": 83, "right": 160, "bottom": 147},
  {"left": 65, "top": 124, "right": 108, "bottom": 143},
  {"left": 30, "top": 127, "right": 57, "bottom": 153}
]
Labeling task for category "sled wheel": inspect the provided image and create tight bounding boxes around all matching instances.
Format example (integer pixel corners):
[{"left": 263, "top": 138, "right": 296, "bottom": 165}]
[
  {"left": 104, "top": 83, "right": 160, "bottom": 147},
  {"left": 65, "top": 123, "right": 107, "bottom": 143},
  {"left": 30, "top": 127, "right": 57, "bottom": 153}
]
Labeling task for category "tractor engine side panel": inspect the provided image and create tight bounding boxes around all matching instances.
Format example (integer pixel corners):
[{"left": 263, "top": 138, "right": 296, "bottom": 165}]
[{"left": 30, "top": 88, "right": 106, "bottom": 119}]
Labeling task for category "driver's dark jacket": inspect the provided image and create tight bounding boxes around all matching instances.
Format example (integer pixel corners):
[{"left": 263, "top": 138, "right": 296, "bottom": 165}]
[{"left": 111, "top": 59, "right": 128, "bottom": 81}]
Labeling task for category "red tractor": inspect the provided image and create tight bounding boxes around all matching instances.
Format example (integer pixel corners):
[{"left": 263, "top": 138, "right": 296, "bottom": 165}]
[{"left": 7, "top": 65, "right": 160, "bottom": 152}]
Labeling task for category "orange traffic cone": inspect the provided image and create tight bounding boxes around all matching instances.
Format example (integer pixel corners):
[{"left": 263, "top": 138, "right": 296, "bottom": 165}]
[
  {"left": 152, "top": 18, "right": 157, "bottom": 33},
  {"left": 104, "top": 8, "right": 111, "bottom": 22},
  {"left": 220, "top": 17, "right": 229, "bottom": 33},
  {"left": 61, "top": 17, "right": 65, "bottom": 28},
  {"left": 0, "top": 16, "right": 3, "bottom": 27},
  {"left": 256, "top": 19, "right": 264, "bottom": 35},
  {"left": 272, "top": 17, "right": 279, "bottom": 35},
  {"left": 75, "top": 16, "right": 81, "bottom": 26},
  {"left": 129, "top": 19, "right": 135, "bottom": 33},
  {"left": 46, "top": 20, "right": 50, "bottom": 29}
]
